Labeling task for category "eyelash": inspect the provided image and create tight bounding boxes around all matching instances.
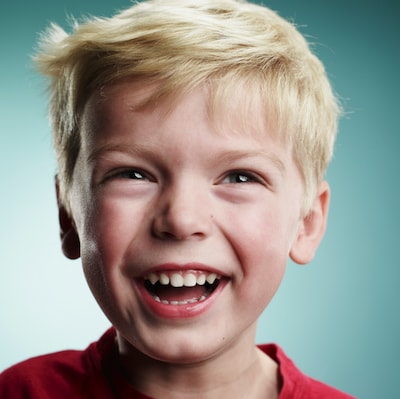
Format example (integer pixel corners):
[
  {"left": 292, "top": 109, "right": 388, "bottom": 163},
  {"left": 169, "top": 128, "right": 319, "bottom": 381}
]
[
  {"left": 109, "top": 168, "right": 152, "bottom": 181},
  {"left": 106, "top": 168, "right": 266, "bottom": 187},
  {"left": 222, "top": 171, "right": 264, "bottom": 185}
]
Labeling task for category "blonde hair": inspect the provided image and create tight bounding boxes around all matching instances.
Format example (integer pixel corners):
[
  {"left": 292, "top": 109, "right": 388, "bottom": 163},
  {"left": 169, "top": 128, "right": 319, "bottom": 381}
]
[{"left": 34, "top": 0, "right": 340, "bottom": 213}]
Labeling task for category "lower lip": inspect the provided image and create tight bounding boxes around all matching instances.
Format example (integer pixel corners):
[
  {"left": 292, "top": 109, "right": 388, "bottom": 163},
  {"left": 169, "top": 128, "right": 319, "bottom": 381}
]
[{"left": 134, "top": 279, "right": 227, "bottom": 319}]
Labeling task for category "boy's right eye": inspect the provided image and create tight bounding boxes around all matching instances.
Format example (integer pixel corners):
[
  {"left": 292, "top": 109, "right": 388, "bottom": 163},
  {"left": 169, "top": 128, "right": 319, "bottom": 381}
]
[
  {"left": 109, "top": 168, "right": 153, "bottom": 182},
  {"left": 118, "top": 169, "right": 146, "bottom": 180}
]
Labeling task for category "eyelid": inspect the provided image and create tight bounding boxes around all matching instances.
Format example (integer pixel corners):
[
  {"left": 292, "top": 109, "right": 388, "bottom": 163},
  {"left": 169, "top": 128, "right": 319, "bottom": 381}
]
[
  {"left": 88, "top": 149, "right": 159, "bottom": 183},
  {"left": 220, "top": 170, "right": 269, "bottom": 186},
  {"left": 105, "top": 167, "right": 155, "bottom": 183}
]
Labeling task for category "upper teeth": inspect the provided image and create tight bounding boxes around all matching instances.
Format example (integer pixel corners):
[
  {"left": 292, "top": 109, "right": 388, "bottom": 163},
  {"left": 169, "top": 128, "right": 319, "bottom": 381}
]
[{"left": 145, "top": 271, "right": 220, "bottom": 288}]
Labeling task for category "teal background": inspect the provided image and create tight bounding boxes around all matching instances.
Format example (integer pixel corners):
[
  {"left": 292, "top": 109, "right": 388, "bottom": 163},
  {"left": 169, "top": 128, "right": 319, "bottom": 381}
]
[{"left": 1, "top": 1, "right": 399, "bottom": 397}]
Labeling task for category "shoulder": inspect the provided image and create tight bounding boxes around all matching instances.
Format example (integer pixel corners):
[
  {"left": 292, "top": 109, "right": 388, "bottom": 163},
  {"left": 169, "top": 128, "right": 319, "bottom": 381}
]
[
  {"left": 0, "top": 350, "right": 87, "bottom": 398},
  {"left": 0, "top": 328, "right": 116, "bottom": 399},
  {"left": 259, "top": 343, "right": 357, "bottom": 399}
]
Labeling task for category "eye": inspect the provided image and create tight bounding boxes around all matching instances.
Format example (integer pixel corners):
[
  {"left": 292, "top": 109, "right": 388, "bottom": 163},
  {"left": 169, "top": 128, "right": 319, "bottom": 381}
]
[
  {"left": 222, "top": 171, "right": 261, "bottom": 184},
  {"left": 120, "top": 169, "right": 146, "bottom": 180},
  {"left": 109, "top": 168, "right": 153, "bottom": 182}
]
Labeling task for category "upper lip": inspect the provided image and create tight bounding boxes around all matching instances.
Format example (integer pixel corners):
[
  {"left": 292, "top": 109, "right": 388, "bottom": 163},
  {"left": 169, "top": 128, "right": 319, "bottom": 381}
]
[{"left": 139, "top": 262, "right": 227, "bottom": 277}]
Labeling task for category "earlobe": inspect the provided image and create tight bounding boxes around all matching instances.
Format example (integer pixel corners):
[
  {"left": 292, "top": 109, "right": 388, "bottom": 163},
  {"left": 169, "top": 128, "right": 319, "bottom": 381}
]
[
  {"left": 56, "top": 178, "right": 81, "bottom": 260},
  {"left": 59, "top": 206, "right": 81, "bottom": 260},
  {"left": 289, "top": 181, "right": 330, "bottom": 265}
]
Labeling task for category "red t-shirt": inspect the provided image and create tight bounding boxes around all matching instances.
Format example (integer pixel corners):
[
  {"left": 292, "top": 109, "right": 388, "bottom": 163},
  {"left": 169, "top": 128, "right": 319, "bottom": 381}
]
[{"left": 0, "top": 328, "right": 356, "bottom": 398}]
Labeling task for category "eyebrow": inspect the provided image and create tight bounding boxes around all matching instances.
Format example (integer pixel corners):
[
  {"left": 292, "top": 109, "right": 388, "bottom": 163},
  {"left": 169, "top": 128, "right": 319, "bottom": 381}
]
[
  {"left": 215, "top": 150, "right": 286, "bottom": 175},
  {"left": 87, "top": 143, "right": 154, "bottom": 163},
  {"left": 87, "top": 144, "right": 286, "bottom": 174}
]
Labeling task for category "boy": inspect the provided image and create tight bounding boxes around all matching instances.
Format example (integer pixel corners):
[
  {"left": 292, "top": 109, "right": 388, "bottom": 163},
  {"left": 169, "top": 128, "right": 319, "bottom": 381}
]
[{"left": 0, "top": 0, "right": 356, "bottom": 398}]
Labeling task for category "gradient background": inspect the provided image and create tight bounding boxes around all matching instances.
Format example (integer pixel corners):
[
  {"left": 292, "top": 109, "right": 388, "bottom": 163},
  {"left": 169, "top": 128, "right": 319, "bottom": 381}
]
[{"left": 1, "top": 1, "right": 399, "bottom": 398}]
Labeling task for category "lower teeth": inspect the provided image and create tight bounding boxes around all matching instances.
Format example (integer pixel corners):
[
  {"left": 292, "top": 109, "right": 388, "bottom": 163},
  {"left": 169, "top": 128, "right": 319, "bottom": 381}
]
[{"left": 154, "top": 295, "right": 207, "bottom": 305}]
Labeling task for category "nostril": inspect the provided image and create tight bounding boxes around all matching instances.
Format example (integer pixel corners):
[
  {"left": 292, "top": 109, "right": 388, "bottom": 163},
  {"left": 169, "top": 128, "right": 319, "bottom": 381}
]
[
  {"left": 153, "top": 228, "right": 206, "bottom": 241},
  {"left": 154, "top": 230, "right": 181, "bottom": 240},
  {"left": 151, "top": 206, "right": 212, "bottom": 241}
]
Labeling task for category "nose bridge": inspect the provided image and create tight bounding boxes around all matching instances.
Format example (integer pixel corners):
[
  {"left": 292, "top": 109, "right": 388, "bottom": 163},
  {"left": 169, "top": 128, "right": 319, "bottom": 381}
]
[{"left": 152, "top": 176, "right": 212, "bottom": 240}]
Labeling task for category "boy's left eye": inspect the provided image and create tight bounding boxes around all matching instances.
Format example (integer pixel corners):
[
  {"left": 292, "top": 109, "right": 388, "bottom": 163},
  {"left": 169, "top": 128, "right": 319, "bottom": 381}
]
[{"left": 221, "top": 171, "right": 260, "bottom": 184}]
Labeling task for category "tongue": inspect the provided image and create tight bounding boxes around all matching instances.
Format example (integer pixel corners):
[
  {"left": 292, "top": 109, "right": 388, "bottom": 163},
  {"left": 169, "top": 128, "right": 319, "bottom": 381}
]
[{"left": 155, "top": 285, "right": 207, "bottom": 302}]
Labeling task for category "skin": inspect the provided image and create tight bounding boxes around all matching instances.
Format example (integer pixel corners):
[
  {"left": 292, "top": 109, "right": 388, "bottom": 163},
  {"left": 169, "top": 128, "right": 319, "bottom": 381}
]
[{"left": 59, "top": 81, "right": 330, "bottom": 398}]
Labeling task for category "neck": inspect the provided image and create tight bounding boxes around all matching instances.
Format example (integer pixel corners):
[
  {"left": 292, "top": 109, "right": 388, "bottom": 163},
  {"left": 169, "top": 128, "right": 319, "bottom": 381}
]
[{"left": 117, "top": 332, "right": 279, "bottom": 399}]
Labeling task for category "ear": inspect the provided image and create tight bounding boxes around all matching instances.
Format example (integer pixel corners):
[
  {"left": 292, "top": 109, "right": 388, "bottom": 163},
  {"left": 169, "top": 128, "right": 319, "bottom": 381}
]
[
  {"left": 289, "top": 181, "right": 330, "bottom": 265},
  {"left": 55, "top": 177, "right": 81, "bottom": 260}
]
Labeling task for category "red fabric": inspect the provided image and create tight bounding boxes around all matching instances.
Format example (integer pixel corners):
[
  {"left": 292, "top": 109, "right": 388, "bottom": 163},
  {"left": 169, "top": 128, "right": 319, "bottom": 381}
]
[
  {"left": 259, "top": 344, "right": 355, "bottom": 399},
  {"left": 0, "top": 329, "right": 355, "bottom": 398}
]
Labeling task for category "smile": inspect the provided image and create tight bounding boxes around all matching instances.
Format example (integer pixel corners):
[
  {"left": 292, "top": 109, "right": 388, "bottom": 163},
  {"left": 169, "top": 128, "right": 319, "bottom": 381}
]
[{"left": 143, "top": 271, "right": 221, "bottom": 305}]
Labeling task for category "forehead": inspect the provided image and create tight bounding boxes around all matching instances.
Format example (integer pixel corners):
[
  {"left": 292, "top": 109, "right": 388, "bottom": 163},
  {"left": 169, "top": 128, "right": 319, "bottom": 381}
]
[{"left": 81, "top": 79, "right": 283, "bottom": 143}]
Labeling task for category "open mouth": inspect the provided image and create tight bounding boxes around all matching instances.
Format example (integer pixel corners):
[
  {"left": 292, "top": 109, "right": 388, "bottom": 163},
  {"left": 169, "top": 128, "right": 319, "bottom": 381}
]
[{"left": 144, "top": 271, "right": 221, "bottom": 305}]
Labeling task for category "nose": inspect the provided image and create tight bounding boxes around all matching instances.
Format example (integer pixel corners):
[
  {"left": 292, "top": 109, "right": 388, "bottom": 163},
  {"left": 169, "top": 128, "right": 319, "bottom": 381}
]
[{"left": 151, "top": 182, "right": 213, "bottom": 241}]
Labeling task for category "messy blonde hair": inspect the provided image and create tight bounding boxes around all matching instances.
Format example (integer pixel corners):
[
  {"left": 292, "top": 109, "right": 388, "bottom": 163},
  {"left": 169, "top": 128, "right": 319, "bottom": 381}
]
[{"left": 34, "top": 0, "right": 340, "bottom": 213}]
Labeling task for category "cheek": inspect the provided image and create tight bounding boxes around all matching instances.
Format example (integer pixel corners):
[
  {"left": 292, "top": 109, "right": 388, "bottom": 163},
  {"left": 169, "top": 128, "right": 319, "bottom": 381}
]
[
  {"left": 82, "top": 197, "right": 144, "bottom": 263},
  {"left": 76, "top": 199, "right": 140, "bottom": 308},
  {"left": 227, "top": 202, "right": 295, "bottom": 261},
  {"left": 78, "top": 198, "right": 144, "bottom": 321},
  {"left": 224, "top": 204, "right": 295, "bottom": 301}
]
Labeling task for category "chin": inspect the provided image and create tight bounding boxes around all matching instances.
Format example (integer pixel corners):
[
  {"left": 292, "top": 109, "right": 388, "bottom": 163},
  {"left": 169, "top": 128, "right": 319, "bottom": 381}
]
[{"left": 118, "top": 327, "right": 226, "bottom": 366}]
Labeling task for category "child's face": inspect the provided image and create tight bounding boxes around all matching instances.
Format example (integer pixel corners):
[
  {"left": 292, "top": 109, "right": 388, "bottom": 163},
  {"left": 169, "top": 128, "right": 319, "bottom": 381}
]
[{"left": 64, "top": 81, "right": 325, "bottom": 364}]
